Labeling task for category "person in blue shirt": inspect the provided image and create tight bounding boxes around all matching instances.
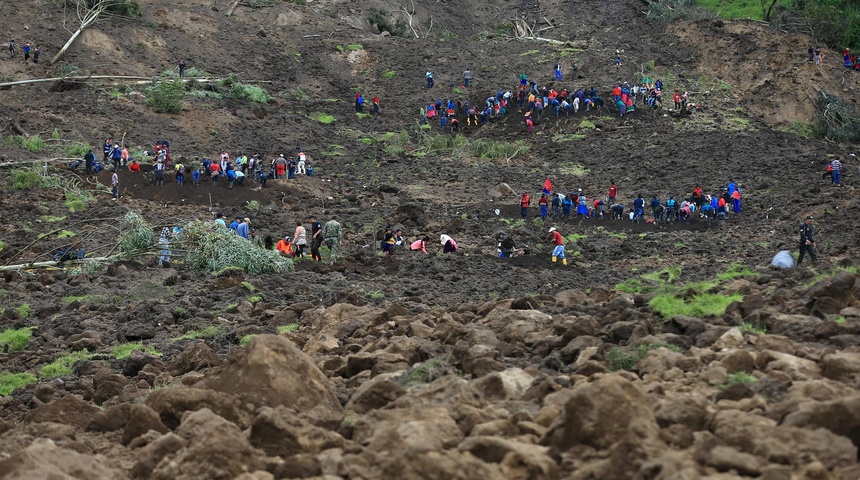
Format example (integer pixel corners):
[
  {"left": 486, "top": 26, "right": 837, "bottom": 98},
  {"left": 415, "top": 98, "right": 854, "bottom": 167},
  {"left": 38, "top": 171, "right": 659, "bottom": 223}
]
[
  {"left": 633, "top": 194, "right": 645, "bottom": 222},
  {"left": 229, "top": 217, "right": 241, "bottom": 232},
  {"left": 237, "top": 218, "right": 250, "bottom": 239}
]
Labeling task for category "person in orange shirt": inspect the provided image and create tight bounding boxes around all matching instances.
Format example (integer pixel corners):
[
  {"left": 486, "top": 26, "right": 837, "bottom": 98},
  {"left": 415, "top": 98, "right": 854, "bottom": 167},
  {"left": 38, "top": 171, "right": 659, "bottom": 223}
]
[
  {"left": 731, "top": 189, "right": 742, "bottom": 213},
  {"left": 276, "top": 236, "right": 294, "bottom": 257},
  {"left": 128, "top": 159, "right": 141, "bottom": 172}
]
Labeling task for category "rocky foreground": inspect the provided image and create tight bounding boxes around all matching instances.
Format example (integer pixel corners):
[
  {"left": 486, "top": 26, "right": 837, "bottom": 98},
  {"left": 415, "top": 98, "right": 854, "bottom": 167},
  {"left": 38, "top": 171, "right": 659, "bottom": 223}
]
[{"left": 1, "top": 264, "right": 859, "bottom": 480}]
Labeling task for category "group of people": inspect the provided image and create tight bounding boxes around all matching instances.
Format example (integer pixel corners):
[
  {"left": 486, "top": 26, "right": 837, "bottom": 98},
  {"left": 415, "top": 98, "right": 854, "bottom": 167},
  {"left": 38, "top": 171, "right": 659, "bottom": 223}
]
[
  {"left": 807, "top": 45, "right": 860, "bottom": 71},
  {"left": 381, "top": 227, "right": 459, "bottom": 255},
  {"left": 519, "top": 179, "right": 745, "bottom": 225},
  {"left": 8, "top": 39, "right": 40, "bottom": 63},
  {"left": 213, "top": 213, "right": 344, "bottom": 265}
]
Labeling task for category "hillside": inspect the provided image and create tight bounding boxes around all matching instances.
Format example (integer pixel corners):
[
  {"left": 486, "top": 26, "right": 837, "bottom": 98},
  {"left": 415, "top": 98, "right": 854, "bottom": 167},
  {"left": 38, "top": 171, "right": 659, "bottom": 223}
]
[{"left": 1, "top": 0, "right": 860, "bottom": 478}]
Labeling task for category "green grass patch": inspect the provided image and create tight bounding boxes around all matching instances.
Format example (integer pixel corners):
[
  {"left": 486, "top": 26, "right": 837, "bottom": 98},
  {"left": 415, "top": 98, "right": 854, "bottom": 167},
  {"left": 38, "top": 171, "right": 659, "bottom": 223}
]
[
  {"left": 0, "top": 327, "right": 35, "bottom": 352},
  {"left": 397, "top": 358, "right": 450, "bottom": 387},
  {"left": 382, "top": 70, "right": 397, "bottom": 78},
  {"left": 0, "top": 371, "right": 37, "bottom": 396},
  {"left": 21, "top": 135, "right": 46, "bottom": 153},
  {"left": 696, "top": 0, "right": 784, "bottom": 19},
  {"left": 559, "top": 162, "right": 589, "bottom": 176},
  {"left": 310, "top": 112, "right": 336, "bottom": 124},
  {"left": 740, "top": 322, "right": 767, "bottom": 335},
  {"left": 579, "top": 119, "right": 596, "bottom": 130},
  {"left": 566, "top": 233, "right": 587, "bottom": 243},
  {"left": 248, "top": 295, "right": 263, "bottom": 304},
  {"left": 727, "top": 371, "right": 758, "bottom": 385},
  {"left": 649, "top": 292, "right": 742, "bottom": 319},
  {"left": 778, "top": 121, "right": 819, "bottom": 138},
  {"left": 240, "top": 334, "right": 254, "bottom": 346},
  {"left": 40, "top": 215, "right": 67, "bottom": 222},
  {"left": 346, "top": 44, "right": 364, "bottom": 50},
  {"left": 39, "top": 350, "right": 94, "bottom": 379},
  {"left": 57, "top": 230, "right": 76, "bottom": 239},
  {"left": 336, "top": 45, "right": 345, "bottom": 52},
  {"left": 67, "top": 142, "right": 91, "bottom": 157},
  {"left": 61, "top": 294, "right": 100, "bottom": 305},
  {"left": 835, "top": 316, "right": 847, "bottom": 324},
  {"left": 356, "top": 112, "right": 372, "bottom": 119},
  {"left": 606, "top": 343, "right": 683, "bottom": 371},
  {"left": 15, "top": 304, "right": 34, "bottom": 319},
  {"left": 241, "top": 281, "right": 256, "bottom": 292},
  {"left": 12, "top": 169, "right": 42, "bottom": 190},
  {"left": 520, "top": 49, "right": 540, "bottom": 56},
  {"left": 172, "top": 326, "right": 226, "bottom": 342},
  {"left": 111, "top": 342, "right": 161, "bottom": 359},
  {"left": 277, "top": 323, "right": 299, "bottom": 333},
  {"left": 717, "top": 262, "right": 759, "bottom": 281}
]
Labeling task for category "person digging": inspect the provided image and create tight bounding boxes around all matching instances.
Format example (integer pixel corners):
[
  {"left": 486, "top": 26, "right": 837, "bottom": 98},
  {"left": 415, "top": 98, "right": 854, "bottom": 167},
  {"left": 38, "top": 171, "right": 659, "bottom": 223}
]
[{"left": 548, "top": 226, "right": 568, "bottom": 265}]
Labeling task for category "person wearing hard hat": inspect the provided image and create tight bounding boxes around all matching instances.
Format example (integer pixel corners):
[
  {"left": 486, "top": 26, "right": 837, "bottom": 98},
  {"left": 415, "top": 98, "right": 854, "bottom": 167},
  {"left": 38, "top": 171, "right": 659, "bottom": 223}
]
[{"left": 548, "top": 227, "right": 567, "bottom": 265}]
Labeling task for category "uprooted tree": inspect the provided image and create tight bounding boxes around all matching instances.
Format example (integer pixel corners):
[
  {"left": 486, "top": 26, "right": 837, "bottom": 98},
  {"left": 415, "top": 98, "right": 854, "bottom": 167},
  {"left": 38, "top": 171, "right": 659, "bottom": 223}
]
[
  {"left": 817, "top": 89, "right": 860, "bottom": 144},
  {"left": 52, "top": 0, "right": 141, "bottom": 65}
]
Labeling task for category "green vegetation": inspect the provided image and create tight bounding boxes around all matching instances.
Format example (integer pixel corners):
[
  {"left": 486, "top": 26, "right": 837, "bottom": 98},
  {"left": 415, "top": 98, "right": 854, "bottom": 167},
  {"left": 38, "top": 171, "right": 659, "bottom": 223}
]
[
  {"left": 616, "top": 266, "right": 682, "bottom": 294},
  {"left": 14, "top": 304, "right": 33, "bottom": 319},
  {"left": 366, "top": 8, "right": 406, "bottom": 37},
  {"left": 365, "top": 290, "right": 384, "bottom": 299},
  {"left": 277, "top": 324, "right": 299, "bottom": 333},
  {"left": 382, "top": 70, "right": 397, "bottom": 79},
  {"left": 579, "top": 119, "right": 596, "bottom": 130},
  {"left": 727, "top": 117, "right": 753, "bottom": 131},
  {"left": 246, "top": 200, "right": 261, "bottom": 211},
  {"left": 606, "top": 343, "right": 683, "bottom": 371},
  {"left": 0, "top": 372, "right": 37, "bottom": 396},
  {"left": 336, "top": 45, "right": 345, "bottom": 52},
  {"left": 145, "top": 78, "right": 185, "bottom": 113},
  {"left": 696, "top": 0, "right": 783, "bottom": 19},
  {"left": 817, "top": 90, "right": 860, "bottom": 143},
  {"left": 61, "top": 295, "right": 100, "bottom": 305},
  {"left": 649, "top": 292, "right": 742, "bottom": 319},
  {"left": 40, "top": 215, "right": 67, "bottom": 222},
  {"left": 772, "top": 1, "right": 860, "bottom": 51},
  {"left": 727, "top": 371, "right": 758, "bottom": 385},
  {"left": 835, "top": 316, "right": 847, "bottom": 324},
  {"left": 397, "top": 359, "right": 450, "bottom": 387},
  {"left": 11, "top": 169, "right": 42, "bottom": 190},
  {"left": 520, "top": 49, "right": 540, "bottom": 56},
  {"left": 172, "top": 326, "right": 225, "bottom": 342},
  {"left": 21, "top": 135, "right": 46, "bottom": 153},
  {"left": 57, "top": 230, "right": 76, "bottom": 239},
  {"left": 559, "top": 162, "right": 589, "bottom": 176},
  {"left": 566, "top": 233, "right": 587, "bottom": 243},
  {"left": 717, "top": 262, "right": 759, "bottom": 281},
  {"left": 0, "top": 327, "right": 34, "bottom": 353},
  {"left": 241, "top": 281, "right": 256, "bottom": 292},
  {"left": 778, "top": 121, "right": 819, "bottom": 138},
  {"left": 740, "top": 322, "right": 767, "bottom": 335},
  {"left": 111, "top": 342, "right": 161, "bottom": 359},
  {"left": 248, "top": 295, "right": 263, "bottom": 304},
  {"left": 39, "top": 350, "right": 94, "bottom": 379},
  {"left": 646, "top": 0, "right": 715, "bottom": 20},
  {"left": 346, "top": 44, "right": 364, "bottom": 51},
  {"left": 310, "top": 112, "right": 336, "bottom": 124},
  {"left": 182, "top": 220, "right": 293, "bottom": 274},
  {"left": 118, "top": 212, "right": 154, "bottom": 257},
  {"left": 240, "top": 334, "right": 254, "bottom": 346}
]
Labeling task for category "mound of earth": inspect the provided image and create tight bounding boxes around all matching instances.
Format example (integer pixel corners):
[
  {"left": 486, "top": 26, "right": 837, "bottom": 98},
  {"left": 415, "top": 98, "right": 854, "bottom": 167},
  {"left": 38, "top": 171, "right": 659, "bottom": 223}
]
[{"left": 1, "top": 0, "right": 860, "bottom": 478}]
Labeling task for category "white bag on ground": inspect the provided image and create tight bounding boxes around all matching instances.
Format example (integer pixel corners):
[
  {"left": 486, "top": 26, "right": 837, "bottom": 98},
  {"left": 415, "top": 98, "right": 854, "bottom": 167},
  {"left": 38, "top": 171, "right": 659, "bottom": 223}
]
[{"left": 771, "top": 250, "right": 796, "bottom": 269}]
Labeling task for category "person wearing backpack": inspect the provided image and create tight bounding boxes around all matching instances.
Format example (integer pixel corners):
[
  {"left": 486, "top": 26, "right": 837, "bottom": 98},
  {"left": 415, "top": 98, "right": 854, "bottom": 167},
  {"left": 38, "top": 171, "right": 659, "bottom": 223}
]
[{"left": 798, "top": 216, "right": 817, "bottom": 265}]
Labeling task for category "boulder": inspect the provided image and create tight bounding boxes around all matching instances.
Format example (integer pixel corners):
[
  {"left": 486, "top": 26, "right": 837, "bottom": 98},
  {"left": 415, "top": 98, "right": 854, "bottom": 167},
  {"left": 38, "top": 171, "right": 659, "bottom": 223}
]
[
  {"left": 300, "top": 304, "right": 386, "bottom": 355},
  {"left": 145, "top": 386, "right": 252, "bottom": 429},
  {"left": 353, "top": 406, "right": 463, "bottom": 453},
  {"left": 378, "top": 449, "right": 505, "bottom": 479},
  {"left": 170, "top": 341, "right": 222, "bottom": 375},
  {"left": 655, "top": 394, "right": 714, "bottom": 431},
  {"left": 92, "top": 371, "right": 130, "bottom": 404},
  {"left": 782, "top": 395, "right": 860, "bottom": 449},
  {"left": 249, "top": 405, "right": 345, "bottom": 457},
  {"left": 122, "top": 403, "right": 170, "bottom": 445},
  {"left": 0, "top": 439, "right": 127, "bottom": 479},
  {"left": 130, "top": 433, "right": 186, "bottom": 479},
  {"left": 719, "top": 349, "right": 756, "bottom": 373},
  {"left": 542, "top": 375, "right": 662, "bottom": 452},
  {"left": 712, "top": 327, "right": 745, "bottom": 350},
  {"left": 344, "top": 375, "right": 406, "bottom": 414},
  {"left": 821, "top": 351, "right": 860, "bottom": 385},
  {"left": 199, "top": 335, "right": 342, "bottom": 418},
  {"left": 489, "top": 182, "right": 516, "bottom": 199},
  {"left": 23, "top": 395, "right": 100, "bottom": 429},
  {"left": 807, "top": 270, "right": 856, "bottom": 301},
  {"left": 149, "top": 408, "right": 266, "bottom": 480},
  {"left": 460, "top": 436, "right": 558, "bottom": 480},
  {"left": 636, "top": 347, "right": 687, "bottom": 378},
  {"left": 699, "top": 445, "right": 765, "bottom": 476},
  {"left": 755, "top": 350, "right": 821, "bottom": 381},
  {"left": 470, "top": 368, "right": 536, "bottom": 402}
]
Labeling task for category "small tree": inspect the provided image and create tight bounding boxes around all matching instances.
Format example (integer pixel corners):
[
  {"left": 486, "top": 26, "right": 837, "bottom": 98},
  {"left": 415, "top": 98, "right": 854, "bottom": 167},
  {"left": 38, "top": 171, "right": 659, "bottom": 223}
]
[
  {"left": 52, "top": 0, "right": 140, "bottom": 65},
  {"left": 145, "top": 78, "right": 186, "bottom": 113}
]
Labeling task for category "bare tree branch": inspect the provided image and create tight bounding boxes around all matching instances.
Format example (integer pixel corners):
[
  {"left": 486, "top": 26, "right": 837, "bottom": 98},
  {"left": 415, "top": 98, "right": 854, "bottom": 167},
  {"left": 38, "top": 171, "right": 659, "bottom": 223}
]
[
  {"left": 399, "top": 1, "right": 420, "bottom": 39},
  {"left": 52, "top": 0, "right": 131, "bottom": 65}
]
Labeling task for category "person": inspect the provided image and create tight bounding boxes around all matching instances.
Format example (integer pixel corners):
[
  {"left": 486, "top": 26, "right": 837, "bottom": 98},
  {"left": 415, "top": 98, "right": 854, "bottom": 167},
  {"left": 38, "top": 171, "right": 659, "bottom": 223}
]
[
  {"left": 548, "top": 227, "right": 567, "bottom": 265},
  {"left": 191, "top": 157, "right": 202, "bottom": 185},
  {"left": 84, "top": 148, "right": 95, "bottom": 175},
  {"left": 158, "top": 227, "right": 172, "bottom": 266},
  {"left": 538, "top": 193, "right": 549, "bottom": 220},
  {"left": 154, "top": 160, "right": 166, "bottom": 186},
  {"left": 814, "top": 46, "right": 821, "bottom": 65},
  {"left": 551, "top": 193, "right": 561, "bottom": 217},
  {"left": 214, "top": 212, "right": 227, "bottom": 228},
  {"left": 121, "top": 145, "right": 129, "bottom": 167},
  {"left": 128, "top": 159, "right": 141, "bottom": 172},
  {"left": 608, "top": 181, "right": 618, "bottom": 203},
  {"left": 291, "top": 220, "right": 307, "bottom": 258},
  {"left": 571, "top": 61, "right": 578, "bottom": 81},
  {"left": 426, "top": 71, "right": 434, "bottom": 88},
  {"left": 798, "top": 216, "right": 817, "bottom": 265},
  {"left": 322, "top": 216, "right": 343, "bottom": 264},
  {"left": 633, "top": 194, "right": 645, "bottom": 222},
  {"left": 309, "top": 215, "right": 323, "bottom": 261},
  {"left": 576, "top": 191, "right": 589, "bottom": 217},
  {"left": 8, "top": 39, "right": 14, "bottom": 60},
  {"left": 614, "top": 50, "right": 622, "bottom": 66},
  {"left": 273, "top": 154, "right": 286, "bottom": 179},
  {"left": 229, "top": 217, "right": 241, "bottom": 232},
  {"left": 410, "top": 236, "right": 430, "bottom": 253},
  {"left": 297, "top": 149, "right": 307, "bottom": 175},
  {"left": 554, "top": 63, "right": 562, "bottom": 81},
  {"left": 561, "top": 195, "right": 573, "bottom": 219},
  {"left": 831, "top": 157, "right": 842, "bottom": 186},
  {"left": 287, "top": 156, "right": 296, "bottom": 180},
  {"left": 109, "top": 144, "right": 122, "bottom": 171},
  {"left": 611, "top": 203, "right": 624, "bottom": 220},
  {"left": 355, "top": 92, "right": 364, "bottom": 113},
  {"left": 394, "top": 229, "right": 404, "bottom": 247},
  {"left": 665, "top": 196, "right": 677, "bottom": 222},
  {"left": 178, "top": 59, "right": 186, "bottom": 77},
  {"left": 373, "top": 95, "right": 380, "bottom": 115},
  {"left": 258, "top": 167, "right": 267, "bottom": 188},
  {"left": 23, "top": 42, "right": 30, "bottom": 63},
  {"left": 497, "top": 232, "right": 514, "bottom": 258},
  {"left": 731, "top": 189, "right": 742, "bottom": 213},
  {"left": 463, "top": 68, "right": 472, "bottom": 88},
  {"left": 276, "top": 236, "right": 294, "bottom": 257},
  {"left": 175, "top": 161, "right": 185, "bottom": 186},
  {"left": 111, "top": 170, "right": 120, "bottom": 200},
  {"left": 520, "top": 191, "right": 530, "bottom": 219},
  {"left": 381, "top": 226, "right": 395, "bottom": 255},
  {"left": 237, "top": 218, "right": 250, "bottom": 239},
  {"left": 441, "top": 234, "right": 458, "bottom": 254},
  {"left": 808, "top": 46, "right": 814, "bottom": 63},
  {"left": 650, "top": 196, "right": 662, "bottom": 222},
  {"left": 103, "top": 138, "right": 112, "bottom": 163}
]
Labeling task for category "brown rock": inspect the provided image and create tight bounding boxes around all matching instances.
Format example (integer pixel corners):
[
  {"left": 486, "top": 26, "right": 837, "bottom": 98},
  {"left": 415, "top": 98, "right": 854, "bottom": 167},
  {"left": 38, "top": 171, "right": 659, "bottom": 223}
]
[
  {"left": 145, "top": 386, "right": 252, "bottom": 429},
  {"left": 23, "top": 395, "right": 100, "bottom": 429},
  {"left": 756, "top": 350, "right": 821, "bottom": 381},
  {"left": 92, "top": 371, "right": 130, "bottom": 404},
  {"left": 272, "top": 454, "right": 322, "bottom": 479},
  {"left": 344, "top": 375, "right": 406, "bottom": 414},
  {"left": 249, "top": 405, "right": 345, "bottom": 457},
  {"left": 150, "top": 408, "right": 266, "bottom": 480},
  {"left": 353, "top": 406, "right": 464, "bottom": 453},
  {"left": 542, "top": 374, "right": 663, "bottom": 452},
  {"left": 655, "top": 394, "right": 713, "bottom": 431},
  {"left": 130, "top": 433, "right": 186, "bottom": 479},
  {"left": 170, "top": 341, "right": 222, "bottom": 375},
  {"left": 460, "top": 436, "right": 557, "bottom": 480},
  {"left": 0, "top": 439, "right": 127, "bottom": 479},
  {"left": 821, "top": 351, "right": 860, "bottom": 385},
  {"left": 720, "top": 349, "right": 756, "bottom": 373},
  {"left": 636, "top": 347, "right": 687, "bottom": 377},
  {"left": 701, "top": 445, "right": 765, "bottom": 476},
  {"left": 200, "top": 335, "right": 342, "bottom": 418},
  {"left": 470, "top": 368, "right": 536, "bottom": 402},
  {"left": 378, "top": 449, "right": 504, "bottom": 479},
  {"left": 470, "top": 419, "right": 518, "bottom": 437},
  {"left": 782, "top": 395, "right": 860, "bottom": 450},
  {"left": 122, "top": 404, "right": 169, "bottom": 445}
]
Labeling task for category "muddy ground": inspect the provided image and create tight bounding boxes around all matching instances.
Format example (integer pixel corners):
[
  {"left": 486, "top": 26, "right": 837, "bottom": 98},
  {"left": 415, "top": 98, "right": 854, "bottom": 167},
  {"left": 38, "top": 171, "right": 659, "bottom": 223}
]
[{"left": 1, "top": 0, "right": 860, "bottom": 478}]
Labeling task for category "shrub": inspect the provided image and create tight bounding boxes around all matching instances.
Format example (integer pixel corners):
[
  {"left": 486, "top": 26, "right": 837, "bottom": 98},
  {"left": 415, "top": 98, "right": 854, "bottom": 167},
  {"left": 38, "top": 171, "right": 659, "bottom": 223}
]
[
  {"left": 21, "top": 135, "right": 45, "bottom": 152},
  {"left": 229, "top": 83, "right": 271, "bottom": 103},
  {"left": 118, "top": 212, "right": 154, "bottom": 257},
  {"left": 246, "top": 200, "right": 261, "bottom": 211},
  {"left": 15, "top": 304, "right": 34, "bottom": 319},
  {"left": 39, "top": 350, "right": 94, "bottom": 379},
  {"left": 182, "top": 220, "right": 293, "bottom": 274},
  {"left": 649, "top": 292, "right": 742, "bottom": 319},
  {"left": 12, "top": 169, "right": 42, "bottom": 190},
  {"left": 0, "top": 327, "right": 35, "bottom": 352},
  {"left": 111, "top": 342, "right": 160, "bottom": 359},
  {"left": 0, "top": 371, "right": 37, "bottom": 396},
  {"left": 67, "top": 142, "right": 91, "bottom": 157},
  {"left": 145, "top": 78, "right": 185, "bottom": 113},
  {"left": 366, "top": 8, "right": 406, "bottom": 37},
  {"left": 817, "top": 90, "right": 860, "bottom": 143}
]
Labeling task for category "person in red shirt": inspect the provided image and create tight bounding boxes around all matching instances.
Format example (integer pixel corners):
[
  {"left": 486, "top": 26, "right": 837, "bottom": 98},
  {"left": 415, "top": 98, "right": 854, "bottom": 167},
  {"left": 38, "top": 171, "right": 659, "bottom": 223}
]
[
  {"left": 673, "top": 91, "right": 681, "bottom": 110},
  {"left": 548, "top": 226, "right": 567, "bottom": 265},
  {"left": 520, "top": 191, "right": 530, "bottom": 219},
  {"left": 128, "top": 159, "right": 141, "bottom": 172},
  {"left": 538, "top": 194, "right": 549, "bottom": 220},
  {"left": 692, "top": 184, "right": 704, "bottom": 207},
  {"left": 608, "top": 181, "right": 618, "bottom": 203},
  {"left": 373, "top": 96, "right": 380, "bottom": 114},
  {"left": 209, "top": 161, "right": 221, "bottom": 186}
]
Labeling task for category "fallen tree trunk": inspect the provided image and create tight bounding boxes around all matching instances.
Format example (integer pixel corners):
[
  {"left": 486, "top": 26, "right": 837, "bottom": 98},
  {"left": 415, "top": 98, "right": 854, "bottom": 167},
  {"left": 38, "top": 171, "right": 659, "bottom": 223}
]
[
  {"left": 226, "top": 0, "right": 241, "bottom": 16},
  {"left": 0, "top": 256, "right": 115, "bottom": 272},
  {"left": 0, "top": 75, "right": 272, "bottom": 89}
]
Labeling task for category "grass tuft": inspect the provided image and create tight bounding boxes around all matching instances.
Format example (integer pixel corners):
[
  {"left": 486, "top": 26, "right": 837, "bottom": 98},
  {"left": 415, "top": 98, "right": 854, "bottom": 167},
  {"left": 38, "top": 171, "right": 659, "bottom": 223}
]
[
  {"left": 0, "top": 371, "right": 37, "bottom": 396},
  {"left": 277, "top": 324, "right": 299, "bottom": 333},
  {"left": 172, "top": 326, "right": 225, "bottom": 343},
  {"left": 39, "top": 350, "right": 94, "bottom": 379},
  {"left": 111, "top": 342, "right": 161, "bottom": 359},
  {"left": 0, "top": 327, "right": 35, "bottom": 352}
]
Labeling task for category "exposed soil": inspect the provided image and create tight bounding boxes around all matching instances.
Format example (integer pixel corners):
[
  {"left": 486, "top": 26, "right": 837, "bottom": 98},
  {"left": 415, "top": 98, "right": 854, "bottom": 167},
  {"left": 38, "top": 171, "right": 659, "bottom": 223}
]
[{"left": 1, "top": 0, "right": 860, "bottom": 478}]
